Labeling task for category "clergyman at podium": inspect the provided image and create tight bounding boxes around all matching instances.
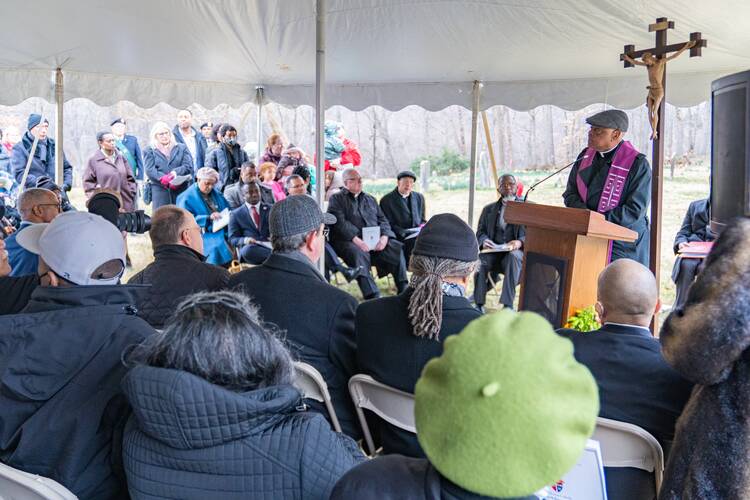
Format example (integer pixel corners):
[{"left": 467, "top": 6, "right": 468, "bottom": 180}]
[{"left": 562, "top": 110, "right": 652, "bottom": 266}]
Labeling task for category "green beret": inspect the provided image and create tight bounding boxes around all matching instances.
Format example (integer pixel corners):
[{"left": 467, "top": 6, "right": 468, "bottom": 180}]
[{"left": 415, "top": 310, "right": 599, "bottom": 497}]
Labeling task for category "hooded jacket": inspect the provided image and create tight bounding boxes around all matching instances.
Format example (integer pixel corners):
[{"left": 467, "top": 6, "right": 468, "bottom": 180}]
[{"left": 122, "top": 365, "right": 364, "bottom": 499}]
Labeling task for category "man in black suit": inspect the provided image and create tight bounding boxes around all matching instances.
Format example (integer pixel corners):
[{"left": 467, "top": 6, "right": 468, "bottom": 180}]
[
  {"left": 473, "top": 174, "right": 525, "bottom": 312},
  {"left": 379, "top": 170, "right": 427, "bottom": 265},
  {"left": 228, "top": 182, "right": 272, "bottom": 264},
  {"left": 228, "top": 195, "right": 360, "bottom": 438},
  {"left": 557, "top": 259, "right": 693, "bottom": 500},
  {"left": 672, "top": 198, "right": 713, "bottom": 309},
  {"left": 328, "top": 168, "right": 408, "bottom": 300}
]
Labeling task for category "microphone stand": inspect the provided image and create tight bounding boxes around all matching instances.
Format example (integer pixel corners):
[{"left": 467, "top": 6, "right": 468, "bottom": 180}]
[{"left": 523, "top": 156, "right": 587, "bottom": 202}]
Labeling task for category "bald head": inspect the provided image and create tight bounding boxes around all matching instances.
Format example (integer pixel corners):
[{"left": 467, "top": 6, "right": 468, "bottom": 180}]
[
  {"left": 18, "top": 188, "right": 60, "bottom": 224},
  {"left": 597, "top": 259, "right": 658, "bottom": 326}
]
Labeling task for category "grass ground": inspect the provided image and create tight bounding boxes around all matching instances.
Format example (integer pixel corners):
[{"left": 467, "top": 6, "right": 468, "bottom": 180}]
[{"left": 68, "top": 161, "right": 709, "bottom": 310}]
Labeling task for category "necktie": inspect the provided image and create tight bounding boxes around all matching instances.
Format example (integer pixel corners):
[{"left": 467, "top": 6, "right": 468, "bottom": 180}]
[{"left": 252, "top": 206, "right": 261, "bottom": 229}]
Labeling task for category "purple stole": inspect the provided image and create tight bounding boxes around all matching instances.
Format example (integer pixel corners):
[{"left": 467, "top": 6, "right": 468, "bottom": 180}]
[{"left": 576, "top": 140, "right": 640, "bottom": 261}]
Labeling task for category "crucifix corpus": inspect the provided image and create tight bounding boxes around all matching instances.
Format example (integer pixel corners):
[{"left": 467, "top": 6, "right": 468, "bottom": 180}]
[
  {"left": 620, "top": 19, "right": 707, "bottom": 140},
  {"left": 619, "top": 18, "right": 707, "bottom": 331}
]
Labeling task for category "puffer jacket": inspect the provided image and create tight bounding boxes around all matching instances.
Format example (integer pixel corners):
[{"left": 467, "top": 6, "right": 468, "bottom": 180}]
[
  {"left": 122, "top": 365, "right": 365, "bottom": 500},
  {"left": 127, "top": 244, "right": 229, "bottom": 328},
  {"left": 0, "top": 285, "right": 154, "bottom": 499}
]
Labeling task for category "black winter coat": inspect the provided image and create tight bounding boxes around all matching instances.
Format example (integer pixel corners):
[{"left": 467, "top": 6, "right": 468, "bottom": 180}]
[
  {"left": 228, "top": 252, "right": 360, "bottom": 438},
  {"left": 379, "top": 188, "right": 427, "bottom": 240},
  {"left": 331, "top": 455, "right": 535, "bottom": 500},
  {"left": 122, "top": 365, "right": 364, "bottom": 500},
  {"left": 558, "top": 323, "right": 693, "bottom": 500},
  {"left": 205, "top": 143, "right": 249, "bottom": 190},
  {"left": 127, "top": 244, "right": 229, "bottom": 329},
  {"left": 356, "top": 289, "right": 481, "bottom": 457},
  {"left": 0, "top": 285, "right": 154, "bottom": 499}
]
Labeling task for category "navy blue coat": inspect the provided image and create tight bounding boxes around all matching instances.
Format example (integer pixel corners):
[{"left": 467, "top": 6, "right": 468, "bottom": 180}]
[
  {"left": 122, "top": 365, "right": 364, "bottom": 500},
  {"left": 557, "top": 323, "right": 693, "bottom": 500},
  {"left": 228, "top": 253, "right": 360, "bottom": 438},
  {"left": 228, "top": 202, "right": 271, "bottom": 247},
  {"left": 172, "top": 125, "right": 208, "bottom": 170},
  {"left": 143, "top": 144, "right": 194, "bottom": 209},
  {"left": 11, "top": 132, "right": 73, "bottom": 188},
  {"left": 116, "top": 134, "right": 145, "bottom": 180},
  {"left": 0, "top": 285, "right": 154, "bottom": 499}
]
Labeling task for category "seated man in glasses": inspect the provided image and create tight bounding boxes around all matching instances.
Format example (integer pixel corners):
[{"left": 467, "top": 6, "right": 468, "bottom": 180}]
[{"left": 5, "top": 188, "right": 60, "bottom": 277}]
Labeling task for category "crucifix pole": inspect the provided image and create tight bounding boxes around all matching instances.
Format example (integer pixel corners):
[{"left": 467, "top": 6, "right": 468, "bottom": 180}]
[{"left": 620, "top": 18, "right": 707, "bottom": 331}]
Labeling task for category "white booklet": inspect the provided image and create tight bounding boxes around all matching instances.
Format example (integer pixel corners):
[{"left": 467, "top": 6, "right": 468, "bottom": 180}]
[
  {"left": 481, "top": 241, "right": 514, "bottom": 253},
  {"left": 212, "top": 208, "right": 230, "bottom": 232},
  {"left": 362, "top": 226, "right": 380, "bottom": 250}
]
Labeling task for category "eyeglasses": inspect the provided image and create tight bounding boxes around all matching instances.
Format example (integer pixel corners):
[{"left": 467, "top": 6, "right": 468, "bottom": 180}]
[{"left": 156, "top": 131, "right": 170, "bottom": 137}]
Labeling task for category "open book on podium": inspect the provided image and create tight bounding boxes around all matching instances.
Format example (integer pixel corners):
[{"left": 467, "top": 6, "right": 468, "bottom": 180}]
[{"left": 504, "top": 202, "right": 637, "bottom": 328}]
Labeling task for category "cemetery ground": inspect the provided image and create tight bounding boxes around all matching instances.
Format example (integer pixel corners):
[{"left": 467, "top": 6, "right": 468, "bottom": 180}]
[{"left": 69, "top": 160, "right": 709, "bottom": 313}]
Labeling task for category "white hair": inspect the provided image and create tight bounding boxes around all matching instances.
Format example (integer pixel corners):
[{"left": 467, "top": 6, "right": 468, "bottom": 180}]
[
  {"left": 196, "top": 167, "right": 219, "bottom": 183},
  {"left": 149, "top": 121, "right": 172, "bottom": 149}
]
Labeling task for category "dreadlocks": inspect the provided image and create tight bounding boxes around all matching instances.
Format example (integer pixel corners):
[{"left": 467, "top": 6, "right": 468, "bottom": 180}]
[{"left": 407, "top": 254, "right": 478, "bottom": 340}]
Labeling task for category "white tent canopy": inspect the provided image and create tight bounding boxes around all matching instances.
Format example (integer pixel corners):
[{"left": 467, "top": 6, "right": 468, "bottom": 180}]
[{"left": 1, "top": 0, "right": 747, "bottom": 110}]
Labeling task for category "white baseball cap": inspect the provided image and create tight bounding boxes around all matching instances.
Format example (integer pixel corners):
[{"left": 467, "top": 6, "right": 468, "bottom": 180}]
[{"left": 17, "top": 211, "right": 125, "bottom": 286}]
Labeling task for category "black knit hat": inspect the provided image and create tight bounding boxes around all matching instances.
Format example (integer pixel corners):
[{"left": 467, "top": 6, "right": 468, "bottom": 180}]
[{"left": 413, "top": 214, "right": 478, "bottom": 262}]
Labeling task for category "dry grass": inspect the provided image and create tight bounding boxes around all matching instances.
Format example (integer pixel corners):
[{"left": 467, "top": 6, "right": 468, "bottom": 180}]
[{"left": 68, "top": 161, "right": 709, "bottom": 307}]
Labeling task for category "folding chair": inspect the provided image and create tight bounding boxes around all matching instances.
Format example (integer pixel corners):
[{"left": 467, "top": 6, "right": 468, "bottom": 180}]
[
  {"left": 593, "top": 417, "right": 665, "bottom": 495},
  {"left": 293, "top": 362, "right": 342, "bottom": 433},
  {"left": 348, "top": 374, "right": 415, "bottom": 456},
  {"left": 0, "top": 462, "right": 77, "bottom": 500}
]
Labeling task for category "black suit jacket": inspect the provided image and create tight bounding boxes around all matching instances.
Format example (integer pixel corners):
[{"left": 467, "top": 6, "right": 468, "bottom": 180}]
[
  {"left": 328, "top": 188, "right": 396, "bottom": 242},
  {"left": 557, "top": 323, "right": 694, "bottom": 500},
  {"left": 228, "top": 203, "right": 271, "bottom": 247},
  {"left": 476, "top": 199, "right": 526, "bottom": 247},
  {"left": 673, "top": 198, "right": 712, "bottom": 253},
  {"left": 228, "top": 253, "right": 360, "bottom": 438},
  {"left": 356, "top": 289, "right": 481, "bottom": 457},
  {"left": 379, "top": 189, "right": 426, "bottom": 240}
]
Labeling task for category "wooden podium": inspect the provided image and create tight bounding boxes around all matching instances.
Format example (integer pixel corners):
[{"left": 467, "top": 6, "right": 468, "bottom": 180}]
[{"left": 504, "top": 202, "right": 637, "bottom": 328}]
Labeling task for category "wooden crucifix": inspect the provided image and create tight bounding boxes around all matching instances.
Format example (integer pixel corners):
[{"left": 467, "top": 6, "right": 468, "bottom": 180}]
[{"left": 619, "top": 18, "right": 707, "bottom": 330}]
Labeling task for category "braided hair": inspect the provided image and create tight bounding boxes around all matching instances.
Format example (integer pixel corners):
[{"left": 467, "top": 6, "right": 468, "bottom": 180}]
[{"left": 407, "top": 254, "right": 478, "bottom": 340}]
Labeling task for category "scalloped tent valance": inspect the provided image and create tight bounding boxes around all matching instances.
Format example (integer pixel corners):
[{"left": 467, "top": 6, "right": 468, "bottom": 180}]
[{"left": 0, "top": 0, "right": 744, "bottom": 110}]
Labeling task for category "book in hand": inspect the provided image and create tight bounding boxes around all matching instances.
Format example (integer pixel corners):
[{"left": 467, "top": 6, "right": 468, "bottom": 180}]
[
  {"left": 212, "top": 208, "right": 230, "bottom": 232},
  {"left": 678, "top": 241, "right": 713, "bottom": 259},
  {"left": 362, "top": 226, "right": 380, "bottom": 250},
  {"left": 481, "top": 241, "right": 514, "bottom": 253},
  {"left": 171, "top": 174, "right": 192, "bottom": 187}
]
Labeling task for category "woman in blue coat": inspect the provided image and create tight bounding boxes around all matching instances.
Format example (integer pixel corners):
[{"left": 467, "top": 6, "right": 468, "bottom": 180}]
[
  {"left": 144, "top": 121, "right": 194, "bottom": 209},
  {"left": 177, "top": 167, "right": 232, "bottom": 266}
]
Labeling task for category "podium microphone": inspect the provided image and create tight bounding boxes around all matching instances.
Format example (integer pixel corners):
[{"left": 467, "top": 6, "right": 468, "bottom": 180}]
[{"left": 523, "top": 155, "right": 588, "bottom": 202}]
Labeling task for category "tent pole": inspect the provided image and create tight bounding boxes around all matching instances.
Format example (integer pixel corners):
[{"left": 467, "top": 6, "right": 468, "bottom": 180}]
[
  {"left": 55, "top": 68, "right": 64, "bottom": 187},
  {"left": 468, "top": 81, "right": 481, "bottom": 227},
  {"left": 315, "top": 0, "right": 326, "bottom": 275},
  {"left": 255, "top": 86, "right": 264, "bottom": 163}
]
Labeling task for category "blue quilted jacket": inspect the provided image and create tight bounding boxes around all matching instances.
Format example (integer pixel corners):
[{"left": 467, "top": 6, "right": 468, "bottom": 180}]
[{"left": 122, "top": 365, "right": 364, "bottom": 499}]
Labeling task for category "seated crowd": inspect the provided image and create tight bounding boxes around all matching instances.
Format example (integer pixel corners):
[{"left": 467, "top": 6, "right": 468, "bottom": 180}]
[{"left": 0, "top": 112, "right": 744, "bottom": 500}]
